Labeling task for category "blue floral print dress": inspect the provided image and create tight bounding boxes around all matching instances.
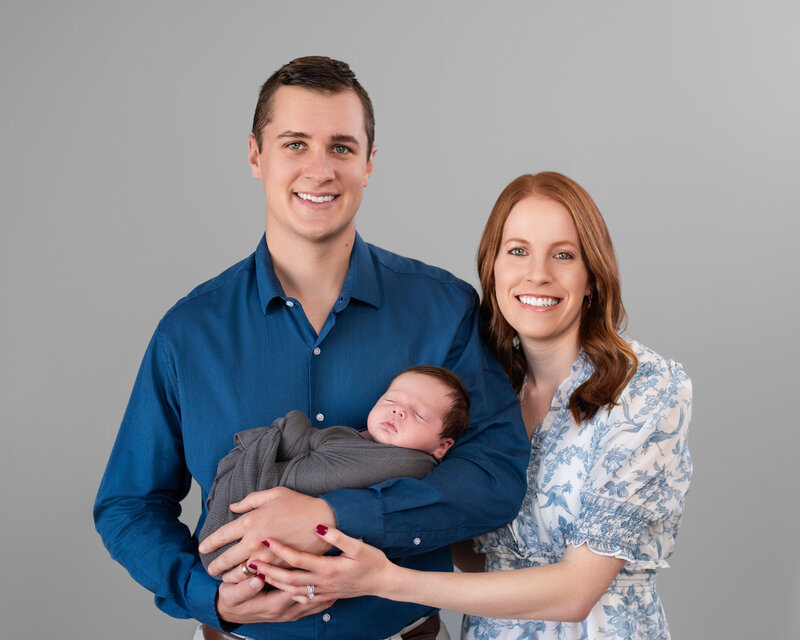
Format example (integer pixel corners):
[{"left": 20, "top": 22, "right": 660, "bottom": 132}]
[{"left": 462, "top": 341, "right": 692, "bottom": 640}]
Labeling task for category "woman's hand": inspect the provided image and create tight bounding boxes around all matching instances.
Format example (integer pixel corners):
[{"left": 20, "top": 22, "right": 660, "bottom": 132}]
[{"left": 255, "top": 525, "right": 397, "bottom": 602}]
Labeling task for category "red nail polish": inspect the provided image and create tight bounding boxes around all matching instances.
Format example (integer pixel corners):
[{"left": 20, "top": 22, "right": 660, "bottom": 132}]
[
  {"left": 316, "top": 524, "right": 328, "bottom": 535},
  {"left": 249, "top": 563, "right": 258, "bottom": 571},
  {"left": 257, "top": 573, "right": 266, "bottom": 580},
  {"left": 261, "top": 539, "right": 270, "bottom": 547}
]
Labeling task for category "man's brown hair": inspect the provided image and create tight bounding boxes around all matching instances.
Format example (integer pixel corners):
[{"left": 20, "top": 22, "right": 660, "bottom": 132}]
[{"left": 252, "top": 56, "right": 375, "bottom": 156}]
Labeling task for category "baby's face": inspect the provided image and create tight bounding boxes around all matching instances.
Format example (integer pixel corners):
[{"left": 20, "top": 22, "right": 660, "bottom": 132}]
[{"left": 366, "top": 371, "right": 455, "bottom": 459}]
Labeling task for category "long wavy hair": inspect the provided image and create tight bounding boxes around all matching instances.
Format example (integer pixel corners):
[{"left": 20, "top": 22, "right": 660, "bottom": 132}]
[{"left": 477, "top": 172, "right": 637, "bottom": 422}]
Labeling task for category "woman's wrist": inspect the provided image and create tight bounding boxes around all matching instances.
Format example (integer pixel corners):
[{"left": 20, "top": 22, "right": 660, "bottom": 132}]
[{"left": 374, "top": 562, "right": 413, "bottom": 602}]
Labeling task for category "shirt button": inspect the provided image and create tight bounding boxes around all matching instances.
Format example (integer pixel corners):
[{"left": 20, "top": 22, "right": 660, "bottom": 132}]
[
  {"left": 313, "top": 347, "right": 321, "bottom": 355},
  {"left": 316, "top": 413, "right": 324, "bottom": 422},
  {"left": 285, "top": 300, "right": 294, "bottom": 307},
  {"left": 413, "top": 537, "right": 421, "bottom": 546},
  {"left": 322, "top": 613, "right": 331, "bottom": 622}
]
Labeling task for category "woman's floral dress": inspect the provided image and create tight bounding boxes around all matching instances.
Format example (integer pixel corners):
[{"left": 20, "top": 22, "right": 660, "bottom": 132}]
[{"left": 463, "top": 341, "right": 692, "bottom": 640}]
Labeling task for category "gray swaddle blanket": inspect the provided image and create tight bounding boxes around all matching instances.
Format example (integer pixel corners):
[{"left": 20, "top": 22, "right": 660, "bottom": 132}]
[{"left": 199, "top": 410, "right": 436, "bottom": 570}]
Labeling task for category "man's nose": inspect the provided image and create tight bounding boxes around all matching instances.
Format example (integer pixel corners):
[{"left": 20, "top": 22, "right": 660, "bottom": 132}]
[{"left": 303, "top": 149, "right": 335, "bottom": 182}]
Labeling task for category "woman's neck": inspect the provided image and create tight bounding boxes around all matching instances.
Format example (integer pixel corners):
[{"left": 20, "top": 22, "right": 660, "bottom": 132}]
[
  {"left": 519, "top": 330, "right": 581, "bottom": 392},
  {"left": 518, "top": 331, "right": 581, "bottom": 438}
]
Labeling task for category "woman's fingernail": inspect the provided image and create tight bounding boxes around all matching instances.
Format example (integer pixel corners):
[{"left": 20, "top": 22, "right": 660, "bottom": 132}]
[
  {"left": 262, "top": 539, "right": 270, "bottom": 547},
  {"left": 249, "top": 563, "right": 258, "bottom": 571},
  {"left": 257, "top": 573, "right": 266, "bottom": 581},
  {"left": 316, "top": 524, "right": 329, "bottom": 535}
]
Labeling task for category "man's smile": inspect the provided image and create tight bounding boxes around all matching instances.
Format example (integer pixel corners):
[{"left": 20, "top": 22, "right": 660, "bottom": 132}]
[{"left": 295, "top": 192, "right": 338, "bottom": 203}]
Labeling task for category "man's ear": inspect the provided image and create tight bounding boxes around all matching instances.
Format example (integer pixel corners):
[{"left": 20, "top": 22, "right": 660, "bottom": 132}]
[
  {"left": 363, "top": 145, "right": 377, "bottom": 187},
  {"left": 432, "top": 437, "right": 455, "bottom": 460},
  {"left": 248, "top": 134, "right": 262, "bottom": 179}
]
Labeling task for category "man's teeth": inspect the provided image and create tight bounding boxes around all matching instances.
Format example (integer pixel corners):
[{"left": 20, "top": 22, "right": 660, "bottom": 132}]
[
  {"left": 518, "top": 295, "right": 560, "bottom": 307},
  {"left": 297, "top": 193, "right": 336, "bottom": 203}
]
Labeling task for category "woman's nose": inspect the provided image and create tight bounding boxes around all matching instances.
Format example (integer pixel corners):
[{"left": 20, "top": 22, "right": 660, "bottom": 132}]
[{"left": 526, "top": 257, "right": 552, "bottom": 284}]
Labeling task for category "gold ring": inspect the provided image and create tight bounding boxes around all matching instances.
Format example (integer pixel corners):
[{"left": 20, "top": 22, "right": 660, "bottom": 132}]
[{"left": 241, "top": 563, "right": 257, "bottom": 576}]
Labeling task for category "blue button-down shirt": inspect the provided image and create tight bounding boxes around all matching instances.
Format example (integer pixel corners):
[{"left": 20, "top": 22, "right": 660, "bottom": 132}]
[{"left": 94, "top": 233, "right": 529, "bottom": 640}]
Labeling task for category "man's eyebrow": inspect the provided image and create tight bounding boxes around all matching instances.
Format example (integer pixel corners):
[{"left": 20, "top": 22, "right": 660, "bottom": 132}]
[
  {"left": 276, "top": 130, "right": 310, "bottom": 139},
  {"left": 330, "top": 134, "right": 361, "bottom": 148}
]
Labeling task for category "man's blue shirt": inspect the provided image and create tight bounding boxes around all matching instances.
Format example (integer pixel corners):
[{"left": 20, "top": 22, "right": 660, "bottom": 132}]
[{"left": 94, "top": 233, "right": 529, "bottom": 640}]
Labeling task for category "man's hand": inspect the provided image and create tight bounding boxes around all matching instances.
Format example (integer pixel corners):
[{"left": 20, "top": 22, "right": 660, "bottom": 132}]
[
  {"left": 198, "top": 487, "right": 337, "bottom": 577},
  {"left": 216, "top": 571, "right": 335, "bottom": 623}
]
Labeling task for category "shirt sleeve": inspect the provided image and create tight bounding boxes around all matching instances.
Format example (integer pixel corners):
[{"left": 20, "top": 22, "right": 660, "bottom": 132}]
[
  {"left": 323, "top": 292, "right": 531, "bottom": 557},
  {"left": 565, "top": 355, "right": 693, "bottom": 566},
  {"left": 93, "top": 326, "right": 226, "bottom": 628}
]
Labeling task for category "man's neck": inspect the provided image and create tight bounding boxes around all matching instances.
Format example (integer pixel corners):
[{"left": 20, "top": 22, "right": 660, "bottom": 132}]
[{"left": 267, "top": 227, "right": 355, "bottom": 335}]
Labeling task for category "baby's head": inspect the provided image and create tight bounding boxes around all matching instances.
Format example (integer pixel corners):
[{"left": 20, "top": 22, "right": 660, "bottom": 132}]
[{"left": 366, "top": 366, "right": 470, "bottom": 460}]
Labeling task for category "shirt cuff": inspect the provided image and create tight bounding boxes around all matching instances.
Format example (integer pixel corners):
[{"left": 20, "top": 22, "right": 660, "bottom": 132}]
[
  {"left": 161, "top": 564, "right": 239, "bottom": 632},
  {"left": 322, "top": 488, "right": 384, "bottom": 547},
  {"left": 565, "top": 494, "right": 654, "bottom": 561}
]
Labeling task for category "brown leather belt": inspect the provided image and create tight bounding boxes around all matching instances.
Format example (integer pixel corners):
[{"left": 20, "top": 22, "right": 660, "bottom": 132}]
[
  {"left": 400, "top": 613, "right": 441, "bottom": 639},
  {"left": 201, "top": 625, "right": 245, "bottom": 640},
  {"left": 200, "top": 613, "right": 441, "bottom": 640}
]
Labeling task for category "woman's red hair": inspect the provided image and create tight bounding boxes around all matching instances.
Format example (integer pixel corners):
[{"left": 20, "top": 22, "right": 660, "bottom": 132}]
[{"left": 477, "top": 172, "right": 637, "bottom": 422}]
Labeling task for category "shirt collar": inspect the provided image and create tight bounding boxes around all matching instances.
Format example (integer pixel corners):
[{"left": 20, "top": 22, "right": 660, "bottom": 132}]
[{"left": 255, "top": 232, "right": 382, "bottom": 315}]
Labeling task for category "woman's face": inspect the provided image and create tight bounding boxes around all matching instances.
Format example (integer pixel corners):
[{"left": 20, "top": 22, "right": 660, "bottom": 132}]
[{"left": 493, "top": 196, "right": 591, "bottom": 349}]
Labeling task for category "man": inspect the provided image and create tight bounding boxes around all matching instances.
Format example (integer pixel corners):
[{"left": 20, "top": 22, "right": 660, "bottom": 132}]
[{"left": 95, "top": 56, "right": 529, "bottom": 640}]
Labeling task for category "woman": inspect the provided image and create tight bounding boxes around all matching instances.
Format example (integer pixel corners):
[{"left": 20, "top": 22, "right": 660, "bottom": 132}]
[{"left": 249, "top": 172, "right": 692, "bottom": 639}]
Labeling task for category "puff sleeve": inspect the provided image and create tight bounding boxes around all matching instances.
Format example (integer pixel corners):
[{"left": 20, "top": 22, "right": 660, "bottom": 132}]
[{"left": 566, "top": 355, "right": 692, "bottom": 569}]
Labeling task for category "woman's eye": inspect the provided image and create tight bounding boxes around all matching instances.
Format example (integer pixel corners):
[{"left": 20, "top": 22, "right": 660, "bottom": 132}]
[
  {"left": 509, "top": 247, "right": 527, "bottom": 256},
  {"left": 555, "top": 251, "right": 573, "bottom": 259}
]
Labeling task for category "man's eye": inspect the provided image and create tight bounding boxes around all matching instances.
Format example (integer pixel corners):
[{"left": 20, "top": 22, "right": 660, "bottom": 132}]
[
  {"left": 332, "top": 145, "right": 351, "bottom": 154},
  {"left": 287, "top": 142, "right": 305, "bottom": 150}
]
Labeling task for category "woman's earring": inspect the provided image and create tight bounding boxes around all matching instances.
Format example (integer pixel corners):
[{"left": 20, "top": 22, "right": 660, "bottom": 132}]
[
  {"left": 512, "top": 334, "right": 521, "bottom": 350},
  {"left": 585, "top": 292, "right": 593, "bottom": 309}
]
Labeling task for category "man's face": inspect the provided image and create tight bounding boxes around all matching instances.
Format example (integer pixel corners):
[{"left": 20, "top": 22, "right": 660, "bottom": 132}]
[
  {"left": 248, "top": 85, "right": 376, "bottom": 247},
  {"left": 366, "top": 372, "right": 455, "bottom": 460}
]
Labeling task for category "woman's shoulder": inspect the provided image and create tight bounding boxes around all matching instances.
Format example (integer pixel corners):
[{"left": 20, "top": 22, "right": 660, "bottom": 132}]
[{"left": 621, "top": 339, "right": 692, "bottom": 404}]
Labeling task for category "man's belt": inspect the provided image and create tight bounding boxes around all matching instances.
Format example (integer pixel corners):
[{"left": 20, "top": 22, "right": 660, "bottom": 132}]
[{"left": 200, "top": 612, "right": 441, "bottom": 640}]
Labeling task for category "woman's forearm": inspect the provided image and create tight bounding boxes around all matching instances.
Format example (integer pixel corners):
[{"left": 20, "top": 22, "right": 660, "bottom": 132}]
[{"left": 379, "top": 544, "right": 624, "bottom": 622}]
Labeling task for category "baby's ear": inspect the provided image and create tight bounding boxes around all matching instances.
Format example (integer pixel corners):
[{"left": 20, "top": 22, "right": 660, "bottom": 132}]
[{"left": 432, "top": 437, "right": 455, "bottom": 460}]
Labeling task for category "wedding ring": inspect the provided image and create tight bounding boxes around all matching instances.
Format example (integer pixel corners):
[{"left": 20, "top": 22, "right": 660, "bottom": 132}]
[
  {"left": 306, "top": 584, "right": 315, "bottom": 600},
  {"left": 241, "top": 563, "right": 257, "bottom": 576}
]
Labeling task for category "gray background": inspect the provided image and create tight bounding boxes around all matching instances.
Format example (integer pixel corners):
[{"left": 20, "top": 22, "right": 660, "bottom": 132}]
[{"left": 1, "top": 2, "right": 798, "bottom": 638}]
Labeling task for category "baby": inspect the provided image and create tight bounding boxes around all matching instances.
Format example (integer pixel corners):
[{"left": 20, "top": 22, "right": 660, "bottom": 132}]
[{"left": 199, "top": 365, "right": 470, "bottom": 570}]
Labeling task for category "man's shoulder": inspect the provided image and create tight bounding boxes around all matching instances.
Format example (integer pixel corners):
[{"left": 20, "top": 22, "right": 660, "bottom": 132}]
[
  {"left": 365, "top": 241, "right": 474, "bottom": 295},
  {"left": 159, "top": 252, "right": 256, "bottom": 329}
]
